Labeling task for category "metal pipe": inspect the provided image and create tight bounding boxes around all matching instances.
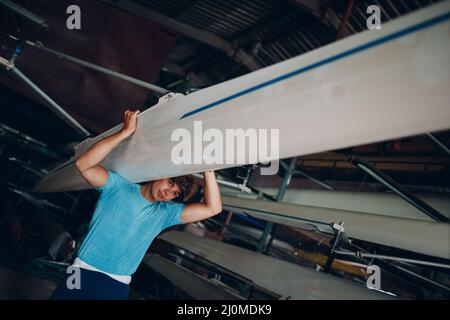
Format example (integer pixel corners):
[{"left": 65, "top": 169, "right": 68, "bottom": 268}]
[
  {"left": 346, "top": 242, "right": 450, "bottom": 292},
  {"left": 276, "top": 158, "right": 297, "bottom": 201},
  {"left": 349, "top": 155, "right": 449, "bottom": 222},
  {"left": 192, "top": 173, "right": 253, "bottom": 193},
  {"left": 213, "top": 171, "right": 278, "bottom": 201},
  {"left": 337, "top": 0, "right": 356, "bottom": 40},
  {"left": 425, "top": 133, "right": 450, "bottom": 155},
  {"left": 26, "top": 41, "right": 169, "bottom": 95},
  {"left": 0, "top": 0, "right": 48, "bottom": 29},
  {"left": 8, "top": 187, "right": 68, "bottom": 212},
  {"left": 391, "top": 263, "right": 450, "bottom": 292},
  {"left": 257, "top": 225, "right": 273, "bottom": 253},
  {"left": 0, "top": 123, "right": 48, "bottom": 148},
  {"left": 257, "top": 157, "right": 297, "bottom": 253},
  {"left": 335, "top": 251, "right": 450, "bottom": 270},
  {"left": 10, "top": 66, "right": 90, "bottom": 138},
  {"left": 293, "top": 169, "right": 335, "bottom": 190},
  {"left": 0, "top": 55, "right": 13, "bottom": 69},
  {"left": 324, "top": 222, "right": 345, "bottom": 273},
  {"left": 218, "top": 211, "right": 234, "bottom": 241},
  {"left": 8, "top": 157, "right": 47, "bottom": 177},
  {"left": 349, "top": 251, "right": 450, "bottom": 292}
]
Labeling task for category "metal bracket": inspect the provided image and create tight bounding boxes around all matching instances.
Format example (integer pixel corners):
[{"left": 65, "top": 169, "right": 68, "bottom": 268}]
[
  {"left": 0, "top": 55, "right": 14, "bottom": 70},
  {"left": 323, "top": 221, "right": 347, "bottom": 273}
]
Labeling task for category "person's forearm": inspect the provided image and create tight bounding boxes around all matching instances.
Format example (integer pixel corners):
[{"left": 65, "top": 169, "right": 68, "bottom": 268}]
[
  {"left": 76, "top": 110, "right": 139, "bottom": 172},
  {"left": 203, "top": 170, "right": 222, "bottom": 214},
  {"left": 75, "top": 130, "right": 128, "bottom": 172}
]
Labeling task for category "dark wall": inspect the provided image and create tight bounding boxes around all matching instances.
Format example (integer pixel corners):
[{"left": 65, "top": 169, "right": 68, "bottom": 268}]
[{"left": 1, "top": 0, "right": 176, "bottom": 134}]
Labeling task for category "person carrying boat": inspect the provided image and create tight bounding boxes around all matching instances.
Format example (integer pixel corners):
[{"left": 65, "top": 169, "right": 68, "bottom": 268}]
[{"left": 50, "top": 109, "right": 222, "bottom": 300}]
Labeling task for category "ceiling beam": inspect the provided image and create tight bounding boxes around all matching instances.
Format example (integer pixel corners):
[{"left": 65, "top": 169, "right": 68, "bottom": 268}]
[
  {"left": 162, "top": 62, "right": 207, "bottom": 89},
  {"left": 162, "top": 62, "right": 186, "bottom": 77},
  {"left": 100, "top": 0, "right": 260, "bottom": 71},
  {"left": 337, "top": 0, "right": 356, "bottom": 39},
  {"left": 288, "top": 0, "right": 322, "bottom": 14},
  {"left": 288, "top": 0, "right": 351, "bottom": 37},
  {"left": 0, "top": 0, "right": 48, "bottom": 29}
]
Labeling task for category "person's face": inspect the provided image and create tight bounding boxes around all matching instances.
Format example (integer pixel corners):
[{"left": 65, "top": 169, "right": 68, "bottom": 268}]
[{"left": 150, "top": 178, "right": 182, "bottom": 202}]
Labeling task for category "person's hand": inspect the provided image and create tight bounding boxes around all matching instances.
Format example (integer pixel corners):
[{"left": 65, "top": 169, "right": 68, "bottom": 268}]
[{"left": 121, "top": 109, "right": 140, "bottom": 138}]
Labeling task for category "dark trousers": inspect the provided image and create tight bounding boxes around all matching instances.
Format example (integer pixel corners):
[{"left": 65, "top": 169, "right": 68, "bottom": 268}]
[{"left": 50, "top": 267, "right": 130, "bottom": 300}]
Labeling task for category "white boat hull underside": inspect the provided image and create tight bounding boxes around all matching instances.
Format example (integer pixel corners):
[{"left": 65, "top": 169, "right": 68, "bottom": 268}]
[
  {"left": 159, "top": 231, "right": 395, "bottom": 299},
  {"left": 220, "top": 187, "right": 450, "bottom": 222},
  {"left": 221, "top": 196, "right": 450, "bottom": 259},
  {"left": 34, "top": 2, "right": 450, "bottom": 193}
]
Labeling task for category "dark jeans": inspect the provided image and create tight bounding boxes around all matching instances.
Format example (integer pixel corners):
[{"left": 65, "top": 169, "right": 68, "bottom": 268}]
[{"left": 50, "top": 267, "right": 130, "bottom": 300}]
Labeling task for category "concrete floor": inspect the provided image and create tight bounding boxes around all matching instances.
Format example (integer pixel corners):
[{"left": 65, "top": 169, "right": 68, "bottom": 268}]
[{"left": 0, "top": 267, "right": 57, "bottom": 300}]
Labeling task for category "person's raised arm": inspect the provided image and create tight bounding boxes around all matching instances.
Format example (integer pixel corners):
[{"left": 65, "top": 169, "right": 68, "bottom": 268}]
[
  {"left": 75, "top": 109, "right": 139, "bottom": 187},
  {"left": 180, "top": 170, "right": 222, "bottom": 224}
]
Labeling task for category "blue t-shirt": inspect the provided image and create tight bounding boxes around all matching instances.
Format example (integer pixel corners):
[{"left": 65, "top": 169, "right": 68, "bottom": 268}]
[{"left": 77, "top": 171, "right": 185, "bottom": 276}]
